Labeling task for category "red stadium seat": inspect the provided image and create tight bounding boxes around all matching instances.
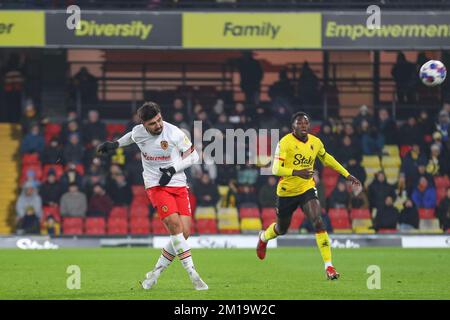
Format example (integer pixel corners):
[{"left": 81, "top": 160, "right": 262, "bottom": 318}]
[
  {"left": 329, "top": 208, "right": 349, "bottom": 220},
  {"left": 289, "top": 208, "right": 305, "bottom": 231},
  {"left": 418, "top": 208, "right": 435, "bottom": 219},
  {"left": 130, "top": 204, "right": 149, "bottom": 217},
  {"left": 434, "top": 176, "right": 450, "bottom": 189},
  {"left": 322, "top": 167, "right": 339, "bottom": 179},
  {"left": 130, "top": 216, "right": 151, "bottom": 235},
  {"left": 42, "top": 206, "right": 61, "bottom": 222},
  {"left": 106, "top": 123, "right": 126, "bottom": 140},
  {"left": 239, "top": 207, "right": 260, "bottom": 218},
  {"left": 85, "top": 217, "right": 106, "bottom": 235},
  {"left": 219, "top": 229, "right": 240, "bottom": 234},
  {"left": 196, "top": 219, "right": 218, "bottom": 234},
  {"left": 110, "top": 206, "right": 128, "bottom": 219},
  {"left": 437, "top": 188, "right": 447, "bottom": 203},
  {"left": 378, "top": 228, "right": 398, "bottom": 234},
  {"left": 22, "top": 153, "right": 40, "bottom": 165},
  {"left": 261, "top": 208, "right": 277, "bottom": 229},
  {"left": 331, "top": 218, "right": 351, "bottom": 229},
  {"left": 350, "top": 209, "right": 371, "bottom": 220},
  {"left": 131, "top": 196, "right": 150, "bottom": 207},
  {"left": 44, "top": 123, "right": 61, "bottom": 144},
  {"left": 132, "top": 185, "right": 147, "bottom": 197},
  {"left": 107, "top": 217, "right": 128, "bottom": 235},
  {"left": 152, "top": 218, "right": 169, "bottom": 235},
  {"left": 62, "top": 217, "right": 83, "bottom": 235},
  {"left": 42, "top": 164, "right": 64, "bottom": 181}
]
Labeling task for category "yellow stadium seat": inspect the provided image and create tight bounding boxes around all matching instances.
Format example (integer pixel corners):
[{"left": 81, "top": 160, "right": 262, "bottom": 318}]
[
  {"left": 362, "top": 155, "right": 381, "bottom": 168},
  {"left": 383, "top": 145, "right": 400, "bottom": 157},
  {"left": 381, "top": 156, "right": 401, "bottom": 168},
  {"left": 332, "top": 229, "right": 353, "bottom": 234},
  {"left": 217, "top": 208, "right": 239, "bottom": 219},
  {"left": 240, "top": 218, "right": 262, "bottom": 232},
  {"left": 419, "top": 219, "right": 443, "bottom": 234},
  {"left": 218, "top": 219, "right": 240, "bottom": 231},
  {"left": 352, "top": 219, "right": 373, "bottom": 229},
  {"left": 195, "top": 206, "right": 217, "bottom": 220},
  {"left": 365, "top": 167, "right": 382, "bottom": 176},
  {"left": 354, "top": 227, "right": 376, "bottom": 234}
]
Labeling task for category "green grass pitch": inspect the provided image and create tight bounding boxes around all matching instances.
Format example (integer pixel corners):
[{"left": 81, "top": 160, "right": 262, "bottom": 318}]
[{"left": 0, "top": 247, "right": 449, "bottom": 300}]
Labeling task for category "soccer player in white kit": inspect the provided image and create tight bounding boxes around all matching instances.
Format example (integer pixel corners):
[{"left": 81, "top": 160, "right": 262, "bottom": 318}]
[{"left": 97, "top": 101, "right": 208, "bottom": 291}]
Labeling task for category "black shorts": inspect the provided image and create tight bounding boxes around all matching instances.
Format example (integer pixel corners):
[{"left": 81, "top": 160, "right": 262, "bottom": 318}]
[{"left": 276, "top": 188, "right": 319, "bottom": 219}]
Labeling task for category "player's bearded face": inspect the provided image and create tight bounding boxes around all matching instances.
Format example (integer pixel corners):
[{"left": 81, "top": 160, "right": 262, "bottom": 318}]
[
  {"left": 143, "top": 113, "right": 164, "bottom": 135},
  {"left": 293, "top": 116, "right": 310, "bottom": 139}
]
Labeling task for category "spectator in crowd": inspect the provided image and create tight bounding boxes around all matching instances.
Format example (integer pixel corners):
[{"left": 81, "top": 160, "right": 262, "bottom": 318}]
[
  {"left": 273, "top": 105, "right": 292, "bottom": 127},
  {"left": 426, "top": 143, "right": 448, "bottom": 176},
  {"left": 391, "top": 52, "right": 416, "bottom": 104},
  {"left": 125, "top": 151, "right": 144, "bottom": 186},
  {"left": 63, "top": 133, "right": 84, "bottom": 164},
  {"left": 39, "top": 172, "right": 62, "bottom": 207},
  {"left": 71, "top": 67, "right": 98, "bottom": 108},
  {"left": 106, "top": 174, "right": 133, "bottom": 206},
  {"left": 62, "top": 120, "right": 82, "bottom": 144},
  {"left": 417, "top": 109, "right": 435, "bottom": 139},
  {"left": 168, "top": 98, "right": 188, "bottom": 122},
  {"left": 317, "top": 122, "right": 337, "bottom": 155},
  {"left": 436, "top": 110, "right": 449, "bottom": 143},
  {"left": 236, "top": 163, "right": 259, "bottom": 187},
  {"left": 42, "top": 138, "right": 62, "bottom": 164},
  {"left": 190, "top": 150, "right": 217, "bottom": 182},
  {"left": 393, "top": 174, "right": 408, "bottom": 211},
  {"left": 398, "top": 199, "right": 419, "bottom": 231},
  {"left": 268, "top": 69, "right": 294, "bottom": 111},
  {"left": 437, "top": 188, "right": 450, "bottom": 231},
  {"left": 360, "top": 120, "right": 384, "bottom": 155},
  {"left": 297, "top": 61, "right": 321, "bottom": 108},
  {"left": 21, "top": 103, "right": 45, "bottom": 134},
  {"left": 16, "top": 182, "right": 42, "bottom": 222},
  {"left": 16, "top": 206, "right": 40, "bottom": 235},
  {"left": 412, "top": 177, "right": 437, "bottom": 209},
  {"left": 258, "top": 176, "right": 278, "bottom": 208},
  {"left": 353, "top": 105, "right": 373, "bottom": 130},
  {"left": 236, "top": 184, "right": 258, "bottom": 208},
  {"left": 60, "top": 183, "right": 87, "bottom": 217},
  {"left": 193, "top": 173, "right": 220, "bottom": 207},
  {"left": 374, "top": 196, "right": 399, "bottom": 231},
  {"left": 328, "top": 180, "right": 350, "bottom": 209},
  {"left": 414, "top": 164, "right": 435, "bottom": 189},
  {"left": 61, "top": 111, "right": 81, "bottom": 142},
  {"left": 21, "top": 169, "right": 41, "bottom": 189},
  {"left": 106, "top": 164, "right": 124, "bottom": 186},
  {"left": 82, "top": 110, "right": 107, "bottom": 144},
  {"left": 83, "top": 171, "right": 105, "bottom": 200},
  {"left": 111, "top": 146, "right": 126, "bottom": 167},
  {"left": 235, "top": 51, "right": 263, "bottom": 106},
  {"left": 228, "top": 102, "right": 250, "bottom": 128},
  {"left": 172, "top": 111, "right": 190, "bottom": 132},
  {"left": 336, "top": 135, "right": 361, "bottom": 166},
  {"left": 401, "top": 144, "right": 427, "bottom": 192},
  {"left": 41, "top": 215, "right": 60, "bottom": 236},
  {"left": 214, "top": 114, "right": 234, "bottom": 133},
  {"left": 20, "top": 124, "right": 45, "bottom": 156},
  {"left": 87, "top": 184, "right": 113, "bottom": 217},
  {"left": 347, "top": 158, "right": 366, "bottom": 186},
  {"left": 399, "top": 116, "right": 422, "bottom": 146},
  {"left": 377, "top": 108, "right": 398, "bottom": 145},
  {"left": 368, "top": 171, "right": 396, "bottom": 211},
  {"left": 60, "top": 163, "right": 83, "bottom": 193},
  {"left": 83, "top": 138, "right": 102, "bottom": 168},
  {"left": 349, "top": 187, "right": 369, "bottom": 210}
]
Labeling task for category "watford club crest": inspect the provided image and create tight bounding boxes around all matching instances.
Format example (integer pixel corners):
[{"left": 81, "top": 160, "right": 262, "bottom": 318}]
[{"left": 160, "top": 140, "right": 169, "bottom": 150}]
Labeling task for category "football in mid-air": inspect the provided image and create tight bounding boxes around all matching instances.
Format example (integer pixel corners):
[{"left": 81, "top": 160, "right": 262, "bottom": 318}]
[{"left": 420, "top": 60, "right": 447, "bottom": 86}]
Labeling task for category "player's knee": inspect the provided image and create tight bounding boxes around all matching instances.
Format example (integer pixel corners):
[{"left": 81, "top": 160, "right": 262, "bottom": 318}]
[
  {"left": 183, "top": 230, "right": 190, "bottom": 239},
  {"left": 313, "top": 216, "right": 325, "bottom": 232}
]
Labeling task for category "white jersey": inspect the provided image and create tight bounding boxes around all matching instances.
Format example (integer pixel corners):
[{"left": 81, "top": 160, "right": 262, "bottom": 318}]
[{"left": 127, "top": 121, "right": 193, "bottom": 189}]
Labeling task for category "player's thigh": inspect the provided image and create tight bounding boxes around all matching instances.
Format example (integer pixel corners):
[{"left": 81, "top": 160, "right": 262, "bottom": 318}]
[
  {"left": 174, "top": 187, "right": 193, "bottom": 237},
  {"left": 301, "top": 188, "right": 322, "bottom": 220},
  {"left": 162, "top": 213, "right": 183, "bottom": 235},
  {"left": 276, "top": 196, "right": 301, "bottom": 233}
]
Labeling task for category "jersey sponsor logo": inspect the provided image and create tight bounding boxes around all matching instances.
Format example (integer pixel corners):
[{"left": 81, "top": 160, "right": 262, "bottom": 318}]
[
  {"left": 142, "top": 152, "right": 171, "bottom": 161},
  {"left": 293, "top": 153, "right": 314, "bottom": 166},
  {"left": 160, "top": 140, "right": 169, "bottom": 150}
]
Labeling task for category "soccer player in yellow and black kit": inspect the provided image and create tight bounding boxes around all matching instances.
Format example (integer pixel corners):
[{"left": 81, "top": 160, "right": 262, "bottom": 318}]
[{"left": 256, "top": 112, "right": 361, "bottom": 280}]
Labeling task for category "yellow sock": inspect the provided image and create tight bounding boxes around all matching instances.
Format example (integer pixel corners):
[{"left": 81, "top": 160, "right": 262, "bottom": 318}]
[
  {"left": 263, "top": 223, "right": 279, "bottom": 242},
  {"left": 315, "top": 231, "right": 332, "bottom": 265}
]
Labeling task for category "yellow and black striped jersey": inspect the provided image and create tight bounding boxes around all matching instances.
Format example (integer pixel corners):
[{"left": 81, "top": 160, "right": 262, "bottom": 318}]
[{"left": 272, "top": 133, "right": 350, "bottom": 197}]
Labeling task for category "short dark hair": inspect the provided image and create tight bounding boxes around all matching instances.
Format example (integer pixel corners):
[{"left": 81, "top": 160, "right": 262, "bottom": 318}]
[
  {"left": 137, "top": 101, "right": 161, "bottom": 122},
  {"left": 291, "top": 111, "right": 309, "bottom": 125}
]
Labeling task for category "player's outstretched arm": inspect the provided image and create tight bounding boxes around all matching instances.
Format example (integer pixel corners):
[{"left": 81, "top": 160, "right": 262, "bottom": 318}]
[{"left": 97, "top": 131, "right": 134, "bottom": 155}]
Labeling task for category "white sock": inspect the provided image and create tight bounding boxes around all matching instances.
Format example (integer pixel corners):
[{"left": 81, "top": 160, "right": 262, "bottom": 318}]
[
  {"left": 260, "top": 232, "right": 267, "bottom": 242},
  {"left": 170, "top": 233, "right": 195, "bottom": 275},
  {"left": 153, "top": 241, "right": 176, "bottom": 274},
  {"left": 325, "top": 262, "right": 333, "bottom": 269}
]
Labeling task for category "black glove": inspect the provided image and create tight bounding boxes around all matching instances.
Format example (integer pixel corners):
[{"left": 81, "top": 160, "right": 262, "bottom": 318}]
[
  {"left": 159, "top": 167, "right": 176, "bottom": 186},
  {"left": 97, "top": 141, "right": 119, "bottom": 155}
]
